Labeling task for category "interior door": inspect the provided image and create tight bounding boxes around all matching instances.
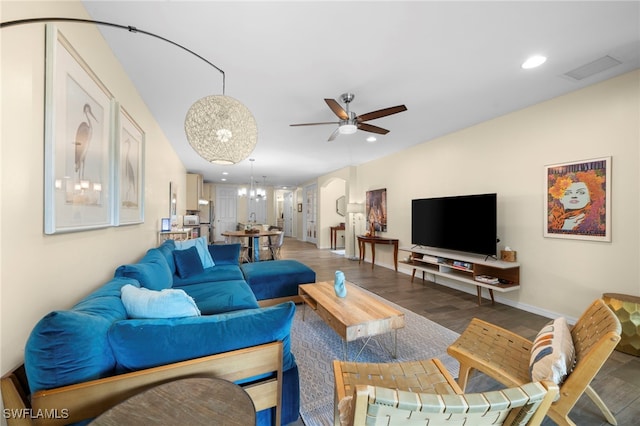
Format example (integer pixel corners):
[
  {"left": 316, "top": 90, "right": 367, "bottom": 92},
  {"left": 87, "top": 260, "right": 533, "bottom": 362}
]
[
  {"left": 304, "top": 184, "right": 317, "bottom": 244},
  {"left": 215, "top": 185, "right": 238, "bottom": 242}
]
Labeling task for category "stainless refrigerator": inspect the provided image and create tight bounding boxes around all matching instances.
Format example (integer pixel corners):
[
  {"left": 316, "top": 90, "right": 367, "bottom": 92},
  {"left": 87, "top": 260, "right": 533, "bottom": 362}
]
[{"left": 198, "top": 200, "right": 215, "bottom": 243}]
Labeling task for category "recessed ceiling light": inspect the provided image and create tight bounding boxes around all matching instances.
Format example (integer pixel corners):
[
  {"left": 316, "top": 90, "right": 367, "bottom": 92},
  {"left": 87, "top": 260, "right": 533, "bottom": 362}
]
[
  {"left": 221, "top": 178, "right": 227, "bottom": 182},
  {"left": 366, "top": 136, "right": 377, "bottom": 143},
  {"left": 522, "top": 55, "right": 547, "bottom": 69},
  {"left": 222, "top": 171, "right": 229, "bottom": 175}
]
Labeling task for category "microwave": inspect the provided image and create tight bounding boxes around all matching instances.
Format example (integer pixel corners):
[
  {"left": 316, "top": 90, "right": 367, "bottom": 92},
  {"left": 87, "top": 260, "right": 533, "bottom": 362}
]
[{"left": 183, "top": 215, "right": 200, "bottom": 226}]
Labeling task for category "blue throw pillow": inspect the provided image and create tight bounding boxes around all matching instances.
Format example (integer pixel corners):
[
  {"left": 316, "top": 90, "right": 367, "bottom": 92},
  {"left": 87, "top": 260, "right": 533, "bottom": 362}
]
[
  {"left": 173, "top": 246, "right": 204, "bottom": 278},
  {"left": 174, "top": 236, "right": 215, "bottom": 268},
  {"left": 120, "top": 284, "right": 201, "bottom": 319},
  {"left": 208, "top": 243, "right": 241, "bottom": 265}
]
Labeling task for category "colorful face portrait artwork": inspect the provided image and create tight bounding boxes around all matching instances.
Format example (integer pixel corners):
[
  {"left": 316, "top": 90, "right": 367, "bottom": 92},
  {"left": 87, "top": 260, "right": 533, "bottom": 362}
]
[{"left": 545, "top": 157, "right": 611, "bottom": 241}]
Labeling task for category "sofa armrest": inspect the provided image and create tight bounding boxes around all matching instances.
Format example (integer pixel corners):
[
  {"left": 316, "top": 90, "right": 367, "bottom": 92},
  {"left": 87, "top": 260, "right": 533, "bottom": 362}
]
[{"left": 2, "top": 342, "right": 283, "bottom": 426}]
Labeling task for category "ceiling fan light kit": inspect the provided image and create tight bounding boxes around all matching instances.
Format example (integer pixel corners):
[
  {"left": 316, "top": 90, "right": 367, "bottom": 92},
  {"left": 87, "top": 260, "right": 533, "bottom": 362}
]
[
  {"left": 338, "top": 124, "right": 357, "bottom": 134},
  {"left": 290, "top": 92, "right": 407, "bottom": 141},
  {"left": 184, "top": 95, "right": 258, "bottom": 165}
]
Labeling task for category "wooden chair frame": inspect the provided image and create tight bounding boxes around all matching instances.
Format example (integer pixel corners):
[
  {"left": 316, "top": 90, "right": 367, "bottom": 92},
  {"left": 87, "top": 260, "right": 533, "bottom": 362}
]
[
  {"left": 333, "top": 358, "right": 557, "bottom": 426},
  {"left": 447, "top": 299, "right": 622, "bottom": 426},
  {"left": 1, "top": 342, "right": 283, "bottom": 426}
]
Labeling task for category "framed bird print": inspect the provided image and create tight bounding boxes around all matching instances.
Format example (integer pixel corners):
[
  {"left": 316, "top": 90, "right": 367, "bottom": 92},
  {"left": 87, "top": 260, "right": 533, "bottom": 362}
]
[
  {"left": 114, "top": 105, "right": 145, "bottom": 225},
  {"left": 44, "top": 25, "right": 115, "bottom": 234}
]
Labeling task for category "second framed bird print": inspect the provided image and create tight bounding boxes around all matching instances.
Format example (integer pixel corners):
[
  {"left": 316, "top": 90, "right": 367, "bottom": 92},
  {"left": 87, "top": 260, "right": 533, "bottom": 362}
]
[{"left": 115, "top": 106, "right": 145, "bottom": 225}]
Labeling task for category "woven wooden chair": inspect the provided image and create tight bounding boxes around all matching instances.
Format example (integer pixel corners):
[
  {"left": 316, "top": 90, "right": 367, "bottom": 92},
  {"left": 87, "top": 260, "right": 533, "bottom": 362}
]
[
  {"left": 333, "top": 358, "right": 558, "bottom": 426},
  {"left": 447, "top": 299, "right": 621, "bottom": 426}
]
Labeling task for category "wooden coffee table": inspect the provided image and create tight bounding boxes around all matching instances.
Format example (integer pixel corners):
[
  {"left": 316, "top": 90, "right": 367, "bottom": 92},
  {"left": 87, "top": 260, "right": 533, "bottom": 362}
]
[{"left": 299, "top": 281, "right": 405, "bottom": 360}]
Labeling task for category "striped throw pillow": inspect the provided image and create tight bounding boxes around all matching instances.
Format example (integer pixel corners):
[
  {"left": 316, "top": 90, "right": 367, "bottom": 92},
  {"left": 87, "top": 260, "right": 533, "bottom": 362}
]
[{"left": 529, "top": 317, "right": 575, "bottom": 384}]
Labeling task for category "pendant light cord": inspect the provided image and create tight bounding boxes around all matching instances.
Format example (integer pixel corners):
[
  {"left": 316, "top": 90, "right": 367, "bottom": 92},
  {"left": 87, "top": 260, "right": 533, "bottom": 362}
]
[{"left": 1, "top": 17, "right": 225, "bottom": 94}]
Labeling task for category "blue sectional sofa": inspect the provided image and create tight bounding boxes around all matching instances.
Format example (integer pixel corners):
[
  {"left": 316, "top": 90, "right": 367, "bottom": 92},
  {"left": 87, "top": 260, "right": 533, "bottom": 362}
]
[{"left": 23, "top": 238, "right": 316, "bottom": 425}]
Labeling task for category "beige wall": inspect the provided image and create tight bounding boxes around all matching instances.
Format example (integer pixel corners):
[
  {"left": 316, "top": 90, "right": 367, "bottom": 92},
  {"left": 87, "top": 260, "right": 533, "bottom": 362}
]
[
  {"left": 352, "top": 71, "right": 640, "bottom": 319},
  {"left": 2, "top": 0, "right": 639, "bottom": 381},
  {"left": 1, "top": 1, "right": 186, "bottom": 374}
]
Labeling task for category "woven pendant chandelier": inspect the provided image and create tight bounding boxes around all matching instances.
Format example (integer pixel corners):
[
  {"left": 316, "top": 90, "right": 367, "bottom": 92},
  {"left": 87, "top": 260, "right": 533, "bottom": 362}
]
[
  {"left": 1, "top": 18, "right": 259, "bottom": 165},
  {"left": 184, "top": 95, "right": 258, "bottom": 165}
]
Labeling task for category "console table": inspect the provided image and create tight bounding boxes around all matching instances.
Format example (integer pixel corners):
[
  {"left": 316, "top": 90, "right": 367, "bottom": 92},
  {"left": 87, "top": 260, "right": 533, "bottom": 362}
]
[
  {"left": 400, "top": 246, "right": 520, "bottom": 305},
  {"left": 357, "top": 235, "right": 399, "bottom": 271},
  {"left": 330, "top": 224, "right": 345, "bottom": 249}
]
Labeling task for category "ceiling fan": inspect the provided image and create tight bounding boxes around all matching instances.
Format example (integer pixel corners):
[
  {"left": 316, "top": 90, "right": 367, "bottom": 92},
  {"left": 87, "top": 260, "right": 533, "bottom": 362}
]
[{"left": 290, "top": 93, "right": 407, "bottom": 141}]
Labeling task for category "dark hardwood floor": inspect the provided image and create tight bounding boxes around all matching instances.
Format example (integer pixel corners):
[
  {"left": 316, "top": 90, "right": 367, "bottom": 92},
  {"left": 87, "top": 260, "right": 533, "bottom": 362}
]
[{"left": 279, "top": 237, "right": 640, "bottom": 426}]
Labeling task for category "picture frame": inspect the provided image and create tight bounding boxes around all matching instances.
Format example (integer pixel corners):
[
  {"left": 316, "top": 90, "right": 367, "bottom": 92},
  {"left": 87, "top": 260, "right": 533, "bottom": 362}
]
[
  {"left": 114, "top": 105, "right": 145, "bottom": 225},
  {"left": 366, "top": 188, "right": 387, "bottom": 232},
  {"left": 161, "top": 218, "right": 171, "bottom": 232},
  {"left": 169, "top": 181, "right": 178, "bottom": 227},
  {"left": 544, "top": 156, "right": 611, "bottom": 242},
  {"left": 44, "top": 25, "right": 115, "bottom": 234}
]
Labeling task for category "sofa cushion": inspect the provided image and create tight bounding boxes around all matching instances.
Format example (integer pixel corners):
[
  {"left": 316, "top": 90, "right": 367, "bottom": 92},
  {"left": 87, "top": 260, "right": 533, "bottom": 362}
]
[
  {"left": 156, "top": 239, "right": 176, "bottom": 274},
  {"left": 121, "top": 284, "right": 201, "bottom": 319},
  {"left": 181, "top": 280, "right": 259, "bottom": 315},
  {"left": 172, "top": 264, "right": 245, "bottom": 287},
  {"left": 240, "top": 260, "right": 316, "bottom": 300},
  {"left": 115, "top": 249, "right": 173, "bottom": 291},
  {"left": 109, "top": 302, "right": 297, "bottom": 373},
  {"left": 175, "top": 236, "right": 214, "bottom": 268},
  {"left": 530, "top": 317, "right": 575, "bottom": 384},
  {"left": 208, "top": 243, "right": 241, "bottom": 265},
  {"left": 173, "top": 246, "right": 204, "bottom": 278},
  {"left": 24, "top": 277, "right": 134, "bottom": 393}
]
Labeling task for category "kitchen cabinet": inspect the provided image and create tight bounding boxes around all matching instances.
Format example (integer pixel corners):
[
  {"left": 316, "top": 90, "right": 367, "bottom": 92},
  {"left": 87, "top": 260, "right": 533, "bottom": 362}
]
[{"left": 186, "top": 173, "right": 203, "bottom": 211}]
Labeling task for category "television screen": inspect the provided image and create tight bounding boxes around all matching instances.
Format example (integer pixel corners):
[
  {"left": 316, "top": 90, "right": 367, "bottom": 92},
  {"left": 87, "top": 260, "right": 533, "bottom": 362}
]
[{"left": 411, "top": 193, "right": 497, "bottom": 256}]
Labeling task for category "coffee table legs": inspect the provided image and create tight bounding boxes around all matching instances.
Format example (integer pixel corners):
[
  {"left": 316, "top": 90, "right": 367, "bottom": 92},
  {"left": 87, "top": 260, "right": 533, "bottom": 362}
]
[{"left": 342, "top": 329, "right": 398, "bottom": 361}]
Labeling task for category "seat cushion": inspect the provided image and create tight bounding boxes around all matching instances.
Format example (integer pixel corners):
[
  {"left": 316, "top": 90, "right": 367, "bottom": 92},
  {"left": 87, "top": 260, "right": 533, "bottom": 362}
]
[
  {"left": 240, "top": 260, "right": 316, "bottom": 300},
  {"left": 181, "top": 280, "right": 259, "bottom": 314}
]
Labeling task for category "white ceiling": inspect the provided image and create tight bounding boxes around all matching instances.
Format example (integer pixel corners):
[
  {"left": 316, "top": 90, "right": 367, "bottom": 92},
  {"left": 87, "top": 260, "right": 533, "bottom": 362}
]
[{"left": 81, "top": 1, "right": 640, "bottom": 188}]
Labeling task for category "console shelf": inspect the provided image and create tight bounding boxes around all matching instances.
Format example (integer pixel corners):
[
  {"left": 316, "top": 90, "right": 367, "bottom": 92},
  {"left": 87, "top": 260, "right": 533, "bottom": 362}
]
[{"left": 399, "top": 246, "right": 520, "bottom": 305}]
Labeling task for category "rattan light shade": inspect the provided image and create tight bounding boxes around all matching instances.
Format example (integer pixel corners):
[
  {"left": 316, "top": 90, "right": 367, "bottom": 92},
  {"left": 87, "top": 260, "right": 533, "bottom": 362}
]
[{"left": 184, "top": 95, "right": 257, "bottom": 165}]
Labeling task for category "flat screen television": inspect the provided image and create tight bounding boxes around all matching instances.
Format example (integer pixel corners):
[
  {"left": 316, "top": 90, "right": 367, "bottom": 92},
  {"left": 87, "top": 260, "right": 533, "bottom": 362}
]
[{"left": 411, "top": 193, "right": 497, "bottom": 256}]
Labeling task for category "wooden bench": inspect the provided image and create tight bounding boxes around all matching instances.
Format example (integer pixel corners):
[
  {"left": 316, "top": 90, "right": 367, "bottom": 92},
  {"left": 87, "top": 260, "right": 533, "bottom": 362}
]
[{"left": 1, "top": 342, "right": 283, "bottom": 426}]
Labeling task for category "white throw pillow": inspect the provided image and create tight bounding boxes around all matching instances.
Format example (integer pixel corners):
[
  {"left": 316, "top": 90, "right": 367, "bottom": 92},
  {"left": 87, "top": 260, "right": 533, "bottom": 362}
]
[
  {"left": 529, "top": 317, "right": 575, "bottom": 384},
  {"left": 121, "top": 284, "right": 201, "bottom": 319}
]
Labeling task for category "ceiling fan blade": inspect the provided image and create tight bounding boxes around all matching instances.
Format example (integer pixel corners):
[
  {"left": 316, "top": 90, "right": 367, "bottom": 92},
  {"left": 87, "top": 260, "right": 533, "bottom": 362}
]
[
  {"left": 358, "top": 123, "right": 390, "bottom": 135},
  {"left": 325, "top": 99, "right": 349, "bottom": 120},
  {"left": 290, "top": 121, "right": 339, "bottom": 127},
  {"left": 356, "top": 105, "right": 407, "bottom": 122},
  {"left": 327, "top": 127, "right": 340, "bottom": 141}
]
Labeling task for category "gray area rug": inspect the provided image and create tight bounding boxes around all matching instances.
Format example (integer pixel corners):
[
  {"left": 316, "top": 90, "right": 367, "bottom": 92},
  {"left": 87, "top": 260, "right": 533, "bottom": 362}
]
[{"left": 290, "top": 289, "right": 461, "bottom": 426}]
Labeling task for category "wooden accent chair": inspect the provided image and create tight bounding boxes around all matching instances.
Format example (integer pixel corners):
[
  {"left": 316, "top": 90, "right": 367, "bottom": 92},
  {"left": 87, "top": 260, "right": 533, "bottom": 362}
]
[
  {"left": 1, "top": 342, "right": 283, "bottom": 426},
  {"left": 447, "top": 299, "right": 622, "bottom": 426},
  {"left": 333, "top": 358, "right": 558, "bottom": 426}
]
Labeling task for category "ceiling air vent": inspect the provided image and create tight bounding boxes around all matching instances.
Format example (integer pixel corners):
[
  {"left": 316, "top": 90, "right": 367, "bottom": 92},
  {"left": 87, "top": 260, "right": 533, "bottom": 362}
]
[{"left": 564, "top": 55, "right": 622, "bottom": 81}]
